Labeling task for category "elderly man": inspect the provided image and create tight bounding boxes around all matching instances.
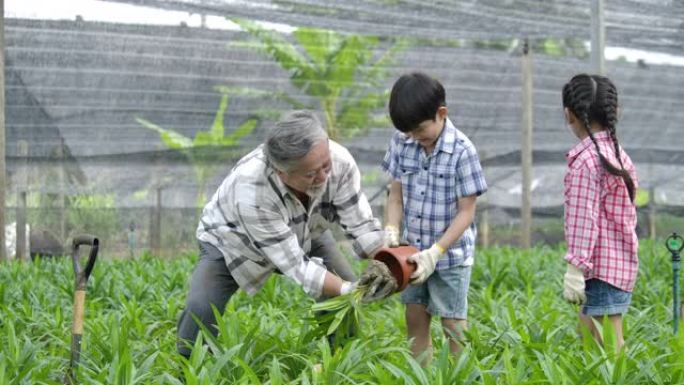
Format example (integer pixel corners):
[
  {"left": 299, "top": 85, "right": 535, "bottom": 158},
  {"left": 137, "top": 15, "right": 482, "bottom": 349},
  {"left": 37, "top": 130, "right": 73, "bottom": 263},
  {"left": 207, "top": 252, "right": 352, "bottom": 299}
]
[{"left": 177, "top": 110, "right": 396, "bottom": 357}]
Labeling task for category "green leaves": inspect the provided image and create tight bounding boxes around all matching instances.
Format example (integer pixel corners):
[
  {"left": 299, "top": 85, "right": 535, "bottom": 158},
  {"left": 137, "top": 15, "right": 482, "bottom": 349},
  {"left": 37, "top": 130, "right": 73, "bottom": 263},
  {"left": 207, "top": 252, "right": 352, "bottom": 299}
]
[
  {"left": 138, "top": 91, "right": 256, "bottom": 150},
  {"left": 232, "top": 17, "right": 405, "bottom": 140},
  {"left": 136, "top": 117, "right": 193, "bottom": 150},
  {"left": 2, "top": 241, "right": 683, "bottom": 383},
  {"left": 136, "top": 90, "right": 257, "bottom": 208},
  {"left": 310, "top": 287, "right": 366, "bottom": 344}
]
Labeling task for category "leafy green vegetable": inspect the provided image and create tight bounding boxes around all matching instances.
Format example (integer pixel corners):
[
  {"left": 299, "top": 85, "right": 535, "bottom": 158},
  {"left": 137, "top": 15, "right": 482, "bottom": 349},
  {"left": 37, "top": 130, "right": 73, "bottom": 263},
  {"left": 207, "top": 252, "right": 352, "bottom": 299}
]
[{"left": 310, "top": 286, "right": 367, "bottom": 345}]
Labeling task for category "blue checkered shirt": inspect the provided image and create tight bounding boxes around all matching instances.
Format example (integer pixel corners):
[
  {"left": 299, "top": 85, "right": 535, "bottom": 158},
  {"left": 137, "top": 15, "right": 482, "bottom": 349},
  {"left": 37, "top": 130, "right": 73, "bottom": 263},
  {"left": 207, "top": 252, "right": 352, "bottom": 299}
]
[{"left": 382, "top": 118, "right": 487, "bottom": 268}]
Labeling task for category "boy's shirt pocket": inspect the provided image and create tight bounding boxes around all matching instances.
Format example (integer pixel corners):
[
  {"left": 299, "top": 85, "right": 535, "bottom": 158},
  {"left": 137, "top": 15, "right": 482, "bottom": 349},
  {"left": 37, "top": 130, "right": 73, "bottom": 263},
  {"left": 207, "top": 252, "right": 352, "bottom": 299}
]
[
  {"left": 399, "top": 162, "right": 420, "bottom": 180},
  {"left": 429, "top": 165, "right": 458, "bottom": 204},
  {"left": 397, "top": 158, "right": 421, "bottom": 185}
]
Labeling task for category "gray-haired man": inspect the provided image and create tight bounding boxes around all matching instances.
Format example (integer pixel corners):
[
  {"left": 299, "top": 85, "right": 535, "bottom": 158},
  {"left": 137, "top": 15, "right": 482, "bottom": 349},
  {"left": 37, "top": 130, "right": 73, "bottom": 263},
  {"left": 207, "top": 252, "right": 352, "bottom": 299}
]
[{"left": 177, "top": 110, "right": 396, "bottom": 357}]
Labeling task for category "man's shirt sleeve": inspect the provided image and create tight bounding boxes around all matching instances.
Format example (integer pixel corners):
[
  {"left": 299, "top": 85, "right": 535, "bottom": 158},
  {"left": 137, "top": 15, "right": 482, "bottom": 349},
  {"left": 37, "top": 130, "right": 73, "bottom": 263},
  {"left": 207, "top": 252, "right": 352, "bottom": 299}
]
[
  {"left": 333, "top": 158, "right": 383, "bottom": 258},
  {"left": 236, "top": 199, "right": 327, "bottom": 298}
]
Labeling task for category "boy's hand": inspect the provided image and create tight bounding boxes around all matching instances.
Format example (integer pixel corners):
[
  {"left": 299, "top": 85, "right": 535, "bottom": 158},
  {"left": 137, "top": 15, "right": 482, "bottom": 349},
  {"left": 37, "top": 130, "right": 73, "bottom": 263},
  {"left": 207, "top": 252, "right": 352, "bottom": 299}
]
[
  {"left": 359, "top": 260, "right": 398, "bottom": 302},
  {"left": 563, "top": 264, "right": 586, "bottom": 304},
  {"left": 408, "top": 243, "right": 445, "bottom": 284},
  {"left": 383, "top": 225, "right": 400, "bottom": 248}
]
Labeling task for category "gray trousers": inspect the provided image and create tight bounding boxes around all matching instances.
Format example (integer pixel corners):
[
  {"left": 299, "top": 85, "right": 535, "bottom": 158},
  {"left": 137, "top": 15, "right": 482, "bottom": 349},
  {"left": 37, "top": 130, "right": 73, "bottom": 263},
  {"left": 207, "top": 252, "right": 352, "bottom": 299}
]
[{"left": 176, "top": 230, "right": 356, "bottom": 357}]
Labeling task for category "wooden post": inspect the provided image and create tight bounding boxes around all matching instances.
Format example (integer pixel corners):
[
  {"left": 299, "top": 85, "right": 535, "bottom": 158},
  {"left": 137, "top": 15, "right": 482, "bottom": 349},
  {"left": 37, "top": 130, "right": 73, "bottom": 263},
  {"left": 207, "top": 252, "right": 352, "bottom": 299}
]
[
  {"left": 480, "top": 202, "right": 490, "bottom": 248},
  {"left": 149, "top": 186, "right": 162, "bottom": 256},
  {"left": 591, "top": 0, "right": 606, "bottom": 75},
  {"left": 16, "top": 141, "right": 28, "bottom": 261},
  {"left": 57, "top": 139, "right": 66, "bottom": 244},
  {"left": 478, "top": 151, "right": 490, "bottom": 248},
  {"left": 520, "top": 39, "right": 533, "bottom": 249},
  {"left": 0, "top": 0, "right": 7, "bottom": 262},
  {"left": 648, "top": 186, "right": 656, "bottom": 240}
]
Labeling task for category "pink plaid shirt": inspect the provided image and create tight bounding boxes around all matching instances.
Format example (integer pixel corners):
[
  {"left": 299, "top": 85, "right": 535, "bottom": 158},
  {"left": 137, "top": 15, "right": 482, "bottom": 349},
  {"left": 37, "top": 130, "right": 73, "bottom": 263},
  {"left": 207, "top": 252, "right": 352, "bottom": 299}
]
[{"left": 564, "top": 131, "right": 639, "bottom": 292}]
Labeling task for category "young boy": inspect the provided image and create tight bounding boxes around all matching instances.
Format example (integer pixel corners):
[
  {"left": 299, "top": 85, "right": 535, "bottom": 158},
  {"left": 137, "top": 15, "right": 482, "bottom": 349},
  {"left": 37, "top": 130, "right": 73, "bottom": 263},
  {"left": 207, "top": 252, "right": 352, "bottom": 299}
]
[{"left": 382, "top": 72, "right": 487, "bottom": 364}]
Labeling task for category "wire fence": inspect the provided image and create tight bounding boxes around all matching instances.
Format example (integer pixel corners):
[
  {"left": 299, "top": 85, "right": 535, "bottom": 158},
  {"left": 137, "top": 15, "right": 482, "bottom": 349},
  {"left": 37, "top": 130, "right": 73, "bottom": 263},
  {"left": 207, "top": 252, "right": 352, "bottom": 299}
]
[{"left": 5, "top": 2, "right": 684, "bottom": 257}]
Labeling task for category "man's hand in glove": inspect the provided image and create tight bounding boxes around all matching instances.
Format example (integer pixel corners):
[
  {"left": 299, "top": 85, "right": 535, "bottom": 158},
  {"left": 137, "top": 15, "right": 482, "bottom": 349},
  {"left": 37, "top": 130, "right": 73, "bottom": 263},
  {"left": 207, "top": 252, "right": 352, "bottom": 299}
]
[
  {"left": 563, "top": 263, "right": 586, "bottom": 304},
  {"left": 339, "top": 280, "right": 356, "bottom": 295},
  {"left": 408, "top": 243, "right": 445, "bottom": 284},
  {"left": 359, "top": 260, "right": 398, "bottom": 302},
  {"left": 383, "top": 225, "right": 400, "bottom": 248}
]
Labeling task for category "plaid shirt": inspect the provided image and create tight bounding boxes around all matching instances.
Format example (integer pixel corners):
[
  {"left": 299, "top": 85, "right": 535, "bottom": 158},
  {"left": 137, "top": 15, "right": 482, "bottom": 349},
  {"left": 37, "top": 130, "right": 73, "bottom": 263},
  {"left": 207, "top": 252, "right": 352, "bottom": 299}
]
[
  {"left": 197, "top": 140, "right": 383, "bottom": 298},
  {"left": 382, "top": 118, "right": 487, "bottom": 268},
  {"left": 564, "top": 131, "right": 639, "bottom": 292}
]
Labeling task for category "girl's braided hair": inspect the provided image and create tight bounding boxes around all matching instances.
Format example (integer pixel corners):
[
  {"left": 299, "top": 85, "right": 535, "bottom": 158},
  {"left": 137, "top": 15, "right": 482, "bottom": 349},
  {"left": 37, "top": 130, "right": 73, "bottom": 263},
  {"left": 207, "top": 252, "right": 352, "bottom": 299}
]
[{"left": 562, "top": 74, "right": 635, "bottom": 203}]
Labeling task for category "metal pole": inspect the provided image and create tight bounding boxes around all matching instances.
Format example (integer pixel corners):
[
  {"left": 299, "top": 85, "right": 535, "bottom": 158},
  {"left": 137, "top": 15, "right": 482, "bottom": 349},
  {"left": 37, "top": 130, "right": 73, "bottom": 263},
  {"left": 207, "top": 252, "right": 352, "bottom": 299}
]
[
  {"left": 591, "top": 0, "right": 606, "bottom": 75},
  {"left": 666, "top": 233, "right": 684, "bottom": 334},
  {"left": 675, "top": 260, "right": 681, "bottom": 334}
]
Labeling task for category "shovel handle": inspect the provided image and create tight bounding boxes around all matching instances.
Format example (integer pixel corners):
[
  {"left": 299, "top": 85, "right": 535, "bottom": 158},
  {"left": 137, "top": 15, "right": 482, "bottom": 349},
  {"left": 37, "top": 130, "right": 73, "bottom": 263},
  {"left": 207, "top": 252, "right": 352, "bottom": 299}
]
[
  {"left": 72, "top": 234, "right": 99, "bottom": 290},
  {"left": 64, "top": 235, "right": 98, "bottom": 385}
]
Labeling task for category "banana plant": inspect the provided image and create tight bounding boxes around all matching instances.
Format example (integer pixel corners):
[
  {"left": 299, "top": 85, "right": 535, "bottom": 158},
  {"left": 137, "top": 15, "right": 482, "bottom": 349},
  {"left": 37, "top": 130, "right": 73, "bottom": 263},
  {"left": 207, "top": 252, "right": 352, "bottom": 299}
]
[
  {"left": 231, "top": 18, "right": 407, "bottom": 140},
  {"left": 136, "top": 89, "right": 257, "bottom": 209}
]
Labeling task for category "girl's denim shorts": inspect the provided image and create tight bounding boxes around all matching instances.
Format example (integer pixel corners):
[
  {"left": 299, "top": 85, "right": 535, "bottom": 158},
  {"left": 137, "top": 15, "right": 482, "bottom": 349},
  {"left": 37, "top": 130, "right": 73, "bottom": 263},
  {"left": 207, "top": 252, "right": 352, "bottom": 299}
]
[{"left": 582, "top": 278, "right": 632, "bottom": 316}]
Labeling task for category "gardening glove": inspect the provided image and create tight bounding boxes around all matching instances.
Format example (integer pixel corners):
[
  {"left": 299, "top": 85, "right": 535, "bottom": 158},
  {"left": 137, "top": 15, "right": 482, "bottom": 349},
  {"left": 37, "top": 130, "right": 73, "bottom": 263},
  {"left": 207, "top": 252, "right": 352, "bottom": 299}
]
[
  {"left": 563, "top": 263, "right": 586, "bottom": 304},
  {"left": 383, "top": 225, "right": 401, "bottom": 248},
  {"left": 359, "top": 260, "right": 398, "bottom": 302},
  {"left": 408, "top": 243, "right": 445, "bottom": 285},
  {"left": 339, "top": 280, "right": 356, "bottom": 296}
]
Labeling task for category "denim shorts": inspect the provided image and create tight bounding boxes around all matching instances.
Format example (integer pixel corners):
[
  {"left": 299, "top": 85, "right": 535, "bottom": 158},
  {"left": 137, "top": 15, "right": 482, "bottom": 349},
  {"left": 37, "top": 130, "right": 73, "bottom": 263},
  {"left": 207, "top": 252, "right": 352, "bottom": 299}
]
[
  {"left": 582, "top": 279, "right": 632, "bottom": 316},
  {"left": 400, "top": 265, "right": 471, "bottom": 319}
]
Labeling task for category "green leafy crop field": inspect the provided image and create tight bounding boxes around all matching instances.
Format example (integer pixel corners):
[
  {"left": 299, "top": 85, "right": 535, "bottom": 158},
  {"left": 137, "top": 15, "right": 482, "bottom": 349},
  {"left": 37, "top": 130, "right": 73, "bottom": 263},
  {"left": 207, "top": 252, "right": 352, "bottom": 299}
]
[{"left": 1, "top": 241, "right": 683, "bottom": 384}]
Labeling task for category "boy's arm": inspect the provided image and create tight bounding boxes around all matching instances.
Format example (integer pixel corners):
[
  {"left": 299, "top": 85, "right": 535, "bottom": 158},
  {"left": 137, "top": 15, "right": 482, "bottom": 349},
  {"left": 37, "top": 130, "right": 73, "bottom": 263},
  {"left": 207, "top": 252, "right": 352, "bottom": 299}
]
[
  {"left": 384, "top": 180, "right": 404, "bottom": 229},
  {"left": 383, "top": 180, "right": 404, "bottom": 247},
  {"left": 435, "top": 195, "right": 477, "bottom": 250}
]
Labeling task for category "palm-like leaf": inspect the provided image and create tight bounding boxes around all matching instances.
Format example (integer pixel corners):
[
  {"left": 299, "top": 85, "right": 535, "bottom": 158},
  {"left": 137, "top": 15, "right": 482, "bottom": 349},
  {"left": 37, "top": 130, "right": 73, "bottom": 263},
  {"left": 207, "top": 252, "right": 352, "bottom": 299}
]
[
  {"left": 135, "top": 118, "right": 192, "bottom": 149},
  {"left": 137, "top": 91, "right": 257, "bottom": 208},
  {"left": 233, "top": 17, "right": 407, "bottom": 139}
]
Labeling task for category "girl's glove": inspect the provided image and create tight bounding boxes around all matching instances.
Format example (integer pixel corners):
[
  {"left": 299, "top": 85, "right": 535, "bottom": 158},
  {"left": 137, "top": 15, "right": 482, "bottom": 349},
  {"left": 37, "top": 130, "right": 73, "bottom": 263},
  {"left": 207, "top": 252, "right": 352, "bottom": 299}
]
[
  {"left": 408, "top": 243, "right": 445, "bottom": 284},
  {"left": 383, "top": 225, "right": 400, "bottom": 248},
  {"left": 563, "top": 264, "right": 586, "bottom": 304}
]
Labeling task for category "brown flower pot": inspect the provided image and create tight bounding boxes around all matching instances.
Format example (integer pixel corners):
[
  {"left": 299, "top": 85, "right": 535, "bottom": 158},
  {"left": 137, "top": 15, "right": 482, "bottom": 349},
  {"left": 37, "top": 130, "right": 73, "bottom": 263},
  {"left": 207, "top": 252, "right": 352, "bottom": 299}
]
[{"left": 374, "top": 245, "right": 418, "bottom": 292}]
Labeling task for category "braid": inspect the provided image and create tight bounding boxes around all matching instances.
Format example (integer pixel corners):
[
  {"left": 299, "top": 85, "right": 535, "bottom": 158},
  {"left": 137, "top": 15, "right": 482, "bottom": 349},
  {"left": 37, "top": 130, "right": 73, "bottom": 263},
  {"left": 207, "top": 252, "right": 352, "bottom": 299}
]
[
  {"left": 580, "top": 110, "right": 611, "bottom": 180},
  {"left": 600, "top": 78, "right": 625, "bottom": 168},
  {"left": 607, "top": 128, "right": 636, "bottom": 202},
  {"left": 596, "top": 75, "right": 635, "bottom": 202},
  {"left": 563, "top": 74, "right": 636, "bottom": 203}
]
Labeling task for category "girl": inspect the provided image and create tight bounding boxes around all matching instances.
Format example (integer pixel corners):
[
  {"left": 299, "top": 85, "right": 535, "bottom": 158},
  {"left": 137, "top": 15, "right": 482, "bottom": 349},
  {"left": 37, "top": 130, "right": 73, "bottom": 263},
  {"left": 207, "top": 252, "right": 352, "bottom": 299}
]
[{"left": 561, "top": 74, "right": 638, "bottom": 350}]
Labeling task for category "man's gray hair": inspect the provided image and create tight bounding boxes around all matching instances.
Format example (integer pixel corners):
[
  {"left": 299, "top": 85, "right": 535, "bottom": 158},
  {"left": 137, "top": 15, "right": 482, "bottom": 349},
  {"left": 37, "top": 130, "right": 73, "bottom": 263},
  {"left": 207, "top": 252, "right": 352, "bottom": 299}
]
[{"left": 264, "top": 110, "right": 328, "bottom": 172}]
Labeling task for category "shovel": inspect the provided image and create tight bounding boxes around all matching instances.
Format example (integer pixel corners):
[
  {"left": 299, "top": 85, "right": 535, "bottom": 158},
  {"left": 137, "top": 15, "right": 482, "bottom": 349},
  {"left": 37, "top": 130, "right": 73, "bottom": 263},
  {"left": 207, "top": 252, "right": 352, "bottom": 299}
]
[{"left": 64, "top": 234, "right": 99, "bottom": 385}]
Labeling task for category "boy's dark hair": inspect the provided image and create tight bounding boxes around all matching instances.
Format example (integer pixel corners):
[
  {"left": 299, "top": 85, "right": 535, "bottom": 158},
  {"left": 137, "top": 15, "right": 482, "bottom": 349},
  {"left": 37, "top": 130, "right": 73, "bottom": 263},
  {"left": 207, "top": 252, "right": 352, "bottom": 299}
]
[
  {"left": 562, "top": 73, "right": 635, "bottom": 203},
  {"left": 389, "top": 72, "right": 446, "bottom": 133}
]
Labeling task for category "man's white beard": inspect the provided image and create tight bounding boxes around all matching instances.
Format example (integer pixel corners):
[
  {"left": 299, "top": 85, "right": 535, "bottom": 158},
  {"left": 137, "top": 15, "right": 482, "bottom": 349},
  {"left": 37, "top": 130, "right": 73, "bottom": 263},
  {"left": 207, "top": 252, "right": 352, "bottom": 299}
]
[{"left": 307, "top": 183, "right": 326, "bottom": 199}]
